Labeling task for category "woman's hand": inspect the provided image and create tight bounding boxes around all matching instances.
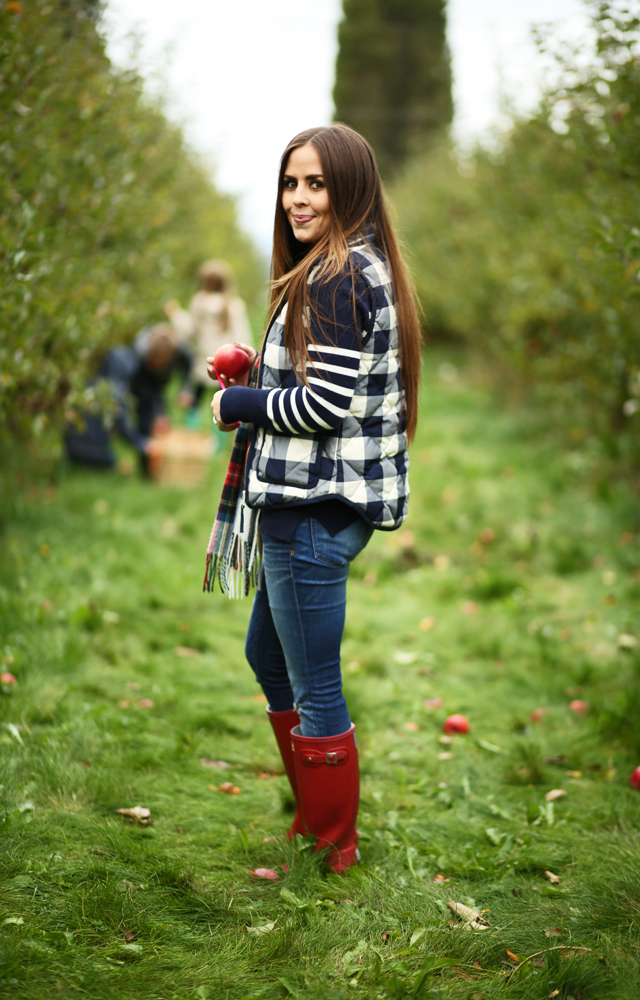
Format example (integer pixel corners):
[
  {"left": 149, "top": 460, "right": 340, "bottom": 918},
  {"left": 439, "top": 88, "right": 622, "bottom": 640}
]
[
  {"left": 211, "top": 389, "right": 239, "bottom": 432},
  {"left": 206, "top": 343, "right": 257, "bottom": 388}
]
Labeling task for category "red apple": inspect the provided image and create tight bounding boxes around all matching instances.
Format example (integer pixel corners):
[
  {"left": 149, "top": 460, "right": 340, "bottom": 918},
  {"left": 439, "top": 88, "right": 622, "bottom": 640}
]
[
  {"left": 629, "top": 767, "right": 640, "bottom": 791},
  {"left": 530, "top": 708, "right": 548, "bottom": 723},
  {"left": 443, "top": 714, "right": 469, "bottom": 734},
  {"left": 1, "top": 672, "right": 17, "bottom": 685},
  {"left": 213, "top": 345, "right": 252, "bottom": 381},
  {"left": 569, "top": 700, "right": 587, "bottom": 713}
]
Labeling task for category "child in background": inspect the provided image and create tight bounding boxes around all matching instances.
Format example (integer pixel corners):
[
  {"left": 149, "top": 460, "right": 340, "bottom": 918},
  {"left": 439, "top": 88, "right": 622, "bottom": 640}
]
[{"left": 165, "top": 261, "right": 252, "bottom": 423}]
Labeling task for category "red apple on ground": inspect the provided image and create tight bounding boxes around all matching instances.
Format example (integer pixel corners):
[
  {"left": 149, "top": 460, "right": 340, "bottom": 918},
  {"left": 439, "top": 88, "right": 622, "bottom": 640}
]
[
  {"left": 1, "top": 672, "right": 17, "bottom": 685},
  {"left": 443, "top": 714, "right": 469, "bottom": 734},
  {"left": 530, "top": 708, "right": 548, "bottom": 723},
  {"left": 629, "top": 767, "right": 640, "bottom": 791},
  {"left": 569, "top": 700, "right": 587, "bottom": 713},
  {"left": 213, "top": 345, "right": 252, "bottom": 381}
]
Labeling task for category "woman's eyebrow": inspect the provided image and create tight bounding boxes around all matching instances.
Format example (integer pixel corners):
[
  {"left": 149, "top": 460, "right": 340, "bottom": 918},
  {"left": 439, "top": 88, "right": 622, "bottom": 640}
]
[{"left": 283, "top": 173, "right": 324, "bottom": 181}]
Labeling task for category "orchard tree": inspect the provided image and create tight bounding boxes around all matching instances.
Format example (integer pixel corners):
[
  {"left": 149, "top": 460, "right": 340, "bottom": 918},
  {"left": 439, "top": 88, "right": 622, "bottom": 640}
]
[{"left": 333, "top": 0, "right": 452, "bottom": 177}]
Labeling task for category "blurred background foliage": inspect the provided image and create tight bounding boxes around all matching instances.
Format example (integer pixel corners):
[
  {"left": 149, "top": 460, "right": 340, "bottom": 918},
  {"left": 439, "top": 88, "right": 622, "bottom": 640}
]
[
  {"left": 390, "top": 1, "right": 640, "bottom": 461},
  {"left": 1, "top": 0, "right": 639, "bottom": 473},
  {"left": 0, "top": 0, "right": 264, "bottom": 439}
]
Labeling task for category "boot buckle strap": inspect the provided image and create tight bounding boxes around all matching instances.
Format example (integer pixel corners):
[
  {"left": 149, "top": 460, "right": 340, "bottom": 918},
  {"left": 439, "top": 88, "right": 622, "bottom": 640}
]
[{"left": 300, "top": 748, "right": 349, "bottom": 767}]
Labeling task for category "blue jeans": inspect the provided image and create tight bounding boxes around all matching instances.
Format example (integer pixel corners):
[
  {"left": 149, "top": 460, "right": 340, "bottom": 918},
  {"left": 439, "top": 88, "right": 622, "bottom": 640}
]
[{"left": 245, "top": 517, "right": 373, "bottom": 737}]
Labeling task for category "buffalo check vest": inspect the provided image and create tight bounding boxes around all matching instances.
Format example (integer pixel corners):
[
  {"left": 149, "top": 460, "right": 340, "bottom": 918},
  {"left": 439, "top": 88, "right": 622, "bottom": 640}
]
[{"left": 245, "top": 241, "right": 410, "bottom": 530}]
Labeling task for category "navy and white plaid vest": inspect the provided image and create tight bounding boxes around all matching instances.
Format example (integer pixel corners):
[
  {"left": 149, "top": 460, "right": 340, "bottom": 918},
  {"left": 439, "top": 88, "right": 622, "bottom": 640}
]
[{"left": 245, "top": 241, "right": 409, "bottom": 530}]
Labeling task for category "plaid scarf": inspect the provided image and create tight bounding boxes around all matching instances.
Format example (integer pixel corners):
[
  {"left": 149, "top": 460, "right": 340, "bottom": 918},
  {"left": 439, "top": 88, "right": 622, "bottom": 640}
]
[{"left": 203, "top": 370, "right": 261, "bottom": 599}]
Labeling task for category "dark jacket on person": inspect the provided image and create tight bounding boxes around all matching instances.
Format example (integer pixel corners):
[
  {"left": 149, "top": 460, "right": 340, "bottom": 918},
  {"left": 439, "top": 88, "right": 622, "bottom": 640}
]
[{"left": 64, "top": 329, "right": 191, "bottom": 468}]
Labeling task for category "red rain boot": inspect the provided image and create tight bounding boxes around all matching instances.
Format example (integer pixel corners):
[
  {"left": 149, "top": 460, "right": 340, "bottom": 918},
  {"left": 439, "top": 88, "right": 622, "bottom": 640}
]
[
  {"left": 266, "top": 707, "right": 305, "bottom": 838},
  {"left": 291, "top": 723, "right": 360, "bottom": 873}
]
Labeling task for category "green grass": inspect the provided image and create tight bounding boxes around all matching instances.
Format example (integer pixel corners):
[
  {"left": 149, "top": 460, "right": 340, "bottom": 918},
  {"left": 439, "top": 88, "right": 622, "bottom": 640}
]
[{"left": 1, "top": 350, "right": 640, "bottom": 1000}]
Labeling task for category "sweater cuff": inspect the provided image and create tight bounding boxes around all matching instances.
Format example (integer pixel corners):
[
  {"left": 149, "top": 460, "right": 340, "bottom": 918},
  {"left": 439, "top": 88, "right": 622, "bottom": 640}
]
[{"left": 219, "top": 385, "right": 270, "bottom": 426}]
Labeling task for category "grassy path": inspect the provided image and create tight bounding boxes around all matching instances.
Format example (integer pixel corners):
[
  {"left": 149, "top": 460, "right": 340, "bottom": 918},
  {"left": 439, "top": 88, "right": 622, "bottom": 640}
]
[{"left": 1, "top": 351, "right": 640, "bottom": 1000}]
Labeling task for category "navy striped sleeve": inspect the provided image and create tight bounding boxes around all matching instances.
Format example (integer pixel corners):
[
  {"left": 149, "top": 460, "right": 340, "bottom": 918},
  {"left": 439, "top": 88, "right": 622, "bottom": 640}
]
[{"left": 220, "top": 271, "right": 372, "bottom": 433}]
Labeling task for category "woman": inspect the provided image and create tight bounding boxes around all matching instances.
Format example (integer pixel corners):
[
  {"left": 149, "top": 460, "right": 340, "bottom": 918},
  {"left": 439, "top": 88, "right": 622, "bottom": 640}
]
[
  {"left": 165, "top": 260, "right": 252, "bottom": 409},
  {"left": 210, "top": 124, "right": 421, "bottom": 873}
]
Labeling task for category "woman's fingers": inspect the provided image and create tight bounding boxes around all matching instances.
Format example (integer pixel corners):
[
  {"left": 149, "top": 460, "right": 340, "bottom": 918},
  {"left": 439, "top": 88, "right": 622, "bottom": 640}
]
[{"left": 234, "top": 343, "right": 257, "bottom": 363}]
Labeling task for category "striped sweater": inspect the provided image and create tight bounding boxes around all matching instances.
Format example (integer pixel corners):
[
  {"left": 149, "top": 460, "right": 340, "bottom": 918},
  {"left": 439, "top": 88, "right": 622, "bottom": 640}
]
[{"left": 220, "top": 277, "right": 366, "bottom": 434}]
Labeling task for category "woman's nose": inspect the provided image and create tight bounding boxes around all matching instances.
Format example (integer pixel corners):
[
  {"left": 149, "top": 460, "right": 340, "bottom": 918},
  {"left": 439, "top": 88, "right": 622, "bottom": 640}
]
[{"left": 292, "top": 184, "right": 309, "bottom": 205}]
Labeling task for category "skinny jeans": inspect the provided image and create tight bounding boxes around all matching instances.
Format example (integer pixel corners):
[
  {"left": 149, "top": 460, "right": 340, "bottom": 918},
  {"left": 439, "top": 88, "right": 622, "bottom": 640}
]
[{"left": 245, "top": 516, "right": 372, "bottom": 737}]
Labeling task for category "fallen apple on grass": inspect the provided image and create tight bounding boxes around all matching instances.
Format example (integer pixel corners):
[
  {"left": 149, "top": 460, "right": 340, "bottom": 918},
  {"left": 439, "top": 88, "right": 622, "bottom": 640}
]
[
  {"left": 443, "top": 714, "right": 469, "bottom": 734},
  {"left": 569, "top": 699, "right": 587, "bottom": 713},
  {"left": 530, "top": 708, "right": 549, "bottom": 723},
  {"left": 1, "top": 672, "right": 17, "bottom": 685},
  {"left": 629, "top": 767, "right": 640, "bottom": 791}
]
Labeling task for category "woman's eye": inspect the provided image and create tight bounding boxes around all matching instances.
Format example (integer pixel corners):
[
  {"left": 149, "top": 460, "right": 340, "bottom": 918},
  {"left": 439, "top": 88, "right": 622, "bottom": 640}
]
[
  {"left": 311, "top": 181, "right": 324, "bottom": 190},
  {"left": 283, "top": 179, "right": 296, "bottom": 189}
]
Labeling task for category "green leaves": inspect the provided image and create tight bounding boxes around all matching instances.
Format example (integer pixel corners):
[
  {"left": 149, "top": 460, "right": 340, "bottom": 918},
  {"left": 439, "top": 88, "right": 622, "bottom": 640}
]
[
  {"left": 392, "top": 1, "right": 640, "bottom": 460},
  {"left": 411, "top": 955, "right": 460, "bottom": 995},
  {"left": 0, "top": 0, "right": 263, "bottom": 439}
]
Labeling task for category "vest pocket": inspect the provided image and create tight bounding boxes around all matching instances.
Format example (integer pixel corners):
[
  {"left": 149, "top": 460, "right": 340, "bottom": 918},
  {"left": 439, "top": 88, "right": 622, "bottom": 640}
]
[{"left": 256, "top": 431, "right": 322, "bottom": 488}]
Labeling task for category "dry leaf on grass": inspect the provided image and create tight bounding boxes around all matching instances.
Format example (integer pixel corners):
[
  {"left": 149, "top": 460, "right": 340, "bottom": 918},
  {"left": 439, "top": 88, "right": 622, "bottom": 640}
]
[
  {"left": 137, "top": 699, "right": 154, "bottom": 709},
  {"left": 117, "top": 806, "right": 152, "bottom": 825},
  {"left": 174, "top": 646, "right": 200, "bottom": 658},
  {"left": 446, "top": 901, "right": 490, "bottom": 930},
  {"left": 439, "top": 735, "right": 454, "bottom": 745},
  {"left": 545, "top": 927, "right": 563, "bottom": 937},
  {"left": 393, "top": 650, "right": 418, "bottom": 664},
  {"left": 425, "top": 697, "right": 443, "bottom": 708},
  {"left": 419, "top": 617, "right": 436, "bottom": 632},
  {"left": 505, "top": 949, "right": 519, "bottom": 962},
  {"left": 201, "top": 759, "right": 230, "bottom": 770},
  {"left": 461, "top": 601, "right": 479, "bottom": 615},
  {"left": 404, "top": 721, "right": 420, "bottom": 732},
  {"left": 549, "top": 991, "right": 560, "bottom": 998},
  {"left": 545, "top": 789, "right": 567, "bottom": 802},
  {"left": 212, "top": 782, "right": 241, "bottom": 795},
  {"left": 246, "top": 922, "right": 276, "bottom": 935},
  {"left": 544, "top": 870, "right": 562, "bottom": 884},
  {"left": 433, "top": 874, "right": 452, "bottom": 884},
  {"left": 438, "top": 751, "right": 453, "bottom": 760}
]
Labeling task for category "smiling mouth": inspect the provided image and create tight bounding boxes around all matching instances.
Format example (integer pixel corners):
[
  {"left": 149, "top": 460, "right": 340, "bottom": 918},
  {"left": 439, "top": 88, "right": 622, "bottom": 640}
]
[{"left": 292, "top": 214, "right": 315, "bottom": 224}]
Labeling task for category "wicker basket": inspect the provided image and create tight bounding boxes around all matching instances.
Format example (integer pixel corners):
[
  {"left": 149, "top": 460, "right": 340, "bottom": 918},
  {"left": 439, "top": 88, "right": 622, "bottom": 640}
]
[{"left": 148, "top": 428, "right": 212, "bottom": 486}]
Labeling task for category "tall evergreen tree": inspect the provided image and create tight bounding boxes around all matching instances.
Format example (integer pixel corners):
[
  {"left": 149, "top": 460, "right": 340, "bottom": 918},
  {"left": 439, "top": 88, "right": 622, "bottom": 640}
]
[{"left": 333, "top": 0, "right": 452, "bottom": 177}]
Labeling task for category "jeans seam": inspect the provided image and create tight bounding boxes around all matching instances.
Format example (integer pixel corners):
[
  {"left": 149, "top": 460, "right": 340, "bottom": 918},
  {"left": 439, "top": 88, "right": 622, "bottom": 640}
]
[
  {"left": 245, "top": 597, "right": 268, "bottom": 669},
  {"left": 288, "top": 535, "right": 317, "bottom": 736}
]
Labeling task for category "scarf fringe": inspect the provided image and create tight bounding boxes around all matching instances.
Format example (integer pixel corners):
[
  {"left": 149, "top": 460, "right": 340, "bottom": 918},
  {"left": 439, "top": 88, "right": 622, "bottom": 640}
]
[{"left": 203, "top": 496, "right": 261, "bottom": 599}]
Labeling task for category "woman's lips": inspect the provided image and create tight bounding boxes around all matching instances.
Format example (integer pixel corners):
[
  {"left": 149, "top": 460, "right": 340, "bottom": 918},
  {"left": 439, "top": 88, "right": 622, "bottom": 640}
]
[{"left": 293, "top": 214, "right": 314, "bottom": 224}]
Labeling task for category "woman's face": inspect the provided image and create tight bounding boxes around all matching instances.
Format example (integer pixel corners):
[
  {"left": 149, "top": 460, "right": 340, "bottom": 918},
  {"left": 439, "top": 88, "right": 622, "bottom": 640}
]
[{"left": 282, "top": 143, "right": 332, "bottom": 244}]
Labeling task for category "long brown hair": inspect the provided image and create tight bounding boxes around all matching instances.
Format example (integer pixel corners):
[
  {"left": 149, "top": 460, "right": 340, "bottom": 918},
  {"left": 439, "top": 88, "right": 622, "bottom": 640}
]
[{"left": 269, "top": 123, "right": 422, "bottom": 441}]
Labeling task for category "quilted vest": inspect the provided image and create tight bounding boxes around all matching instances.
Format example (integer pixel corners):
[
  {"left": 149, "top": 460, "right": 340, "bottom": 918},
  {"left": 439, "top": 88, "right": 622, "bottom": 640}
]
[{"left": 245, "top": 241, "right": 410, "bottom": 530}]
